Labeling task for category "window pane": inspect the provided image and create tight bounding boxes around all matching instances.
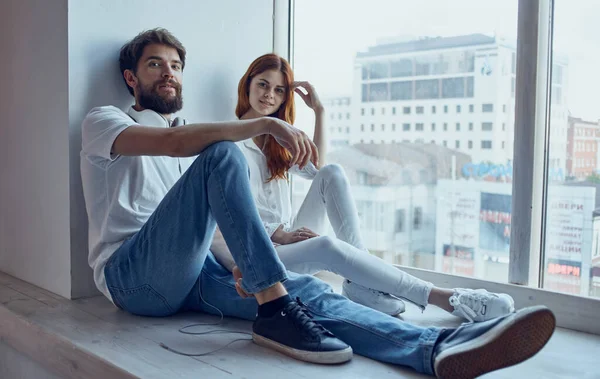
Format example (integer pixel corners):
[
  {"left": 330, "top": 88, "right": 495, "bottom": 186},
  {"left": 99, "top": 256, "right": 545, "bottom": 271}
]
[
  {"left": 293, "top": 0, "right": 517, "bottom": 280},
  {"left": 544, "top": 0, "right": 600, "bottom": 299},
  {"left": 391, "top": 59, "right": 413, "bottom": 77},
  {"left": 391, "top": 81, "right": 413, "bottom": 100},
  {"left": 415, "top": 79, "right": 439, "bottom": 99}
]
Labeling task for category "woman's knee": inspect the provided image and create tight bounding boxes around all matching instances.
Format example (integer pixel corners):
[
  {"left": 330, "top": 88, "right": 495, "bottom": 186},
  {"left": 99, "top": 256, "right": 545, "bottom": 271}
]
[
  {"left": 318, "top": 164, "right": 347, "bottom": 183},
  {"left": 313, "top": 236, "right": 348, "bottom": 262}
]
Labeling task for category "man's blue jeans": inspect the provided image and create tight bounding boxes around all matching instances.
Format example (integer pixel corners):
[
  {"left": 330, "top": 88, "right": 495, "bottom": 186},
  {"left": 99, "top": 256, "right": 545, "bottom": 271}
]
[{"left": 104, "top": 141, "right": 441, "bottom": 375}]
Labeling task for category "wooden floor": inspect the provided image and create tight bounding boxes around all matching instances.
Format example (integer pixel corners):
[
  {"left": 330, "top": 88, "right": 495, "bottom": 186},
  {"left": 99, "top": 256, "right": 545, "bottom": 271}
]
[{"left": 1, "top": 270, "right": 599, "bottom": 379}]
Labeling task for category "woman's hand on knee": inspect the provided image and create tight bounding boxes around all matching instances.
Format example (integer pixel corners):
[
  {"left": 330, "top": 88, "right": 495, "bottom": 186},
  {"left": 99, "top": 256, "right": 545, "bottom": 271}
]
[{"left": 271, "top": 225, "right": 319, "bottom": 245}]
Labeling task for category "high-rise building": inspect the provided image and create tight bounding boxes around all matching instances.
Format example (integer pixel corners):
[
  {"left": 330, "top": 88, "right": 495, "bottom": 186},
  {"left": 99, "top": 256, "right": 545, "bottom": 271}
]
[{"left": 344, "top": 33, "right": 569, "bottom": 174}]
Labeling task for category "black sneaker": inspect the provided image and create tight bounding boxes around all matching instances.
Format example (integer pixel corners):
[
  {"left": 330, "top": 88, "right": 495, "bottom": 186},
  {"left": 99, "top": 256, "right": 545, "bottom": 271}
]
[
  {"left": 252, "top": 297, "right": 353, "bottom": 364},
  {"left": 433, "top": 305, "right": 555, "bottom": 378}
]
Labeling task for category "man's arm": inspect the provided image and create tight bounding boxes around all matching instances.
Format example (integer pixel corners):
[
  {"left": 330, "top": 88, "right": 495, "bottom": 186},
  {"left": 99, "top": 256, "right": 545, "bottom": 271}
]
[
  {"left": 113, "top": 117, "right": 318, "bottom": 167},
  {"left": 114, "top": 118, "right": 266, "bottom": 157}
]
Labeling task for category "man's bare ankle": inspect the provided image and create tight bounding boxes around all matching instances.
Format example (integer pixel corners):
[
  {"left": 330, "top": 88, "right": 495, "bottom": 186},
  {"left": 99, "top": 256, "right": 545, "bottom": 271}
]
[{"left": 255, "top": 283, "right": 288, "bottom": 305}]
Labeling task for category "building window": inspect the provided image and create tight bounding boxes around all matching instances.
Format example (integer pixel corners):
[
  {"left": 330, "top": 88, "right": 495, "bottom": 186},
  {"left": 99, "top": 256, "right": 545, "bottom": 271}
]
[
  {"left": 395, "top": 209, "right": 405, "bottom": 233},
  {"left": 431, "top": 140, "right": 435, "bottom": 144},
  {"left": 416, "top": 106, "right": 424, "bottom": 114},
  {"left": 361, "top": 124, "right": 365, "bottom": 132},
  {"left": 415, "top": 79, "right": 438, "bottom": 99},
  {"left": 346, "top": 113, "right": 350, "bottom": 119},
  {"left": 502, "top": 141, "right": 506, "bottom": 149},
  {"left": 469, "top": 122, "right": 474, "bottom": 131},
  {"left": 468, "top": 140, "right": 473, "bottom": 149},
  {"left": 338, "top": 127, "right": 342, "bottom": 133},
  {"left": 361, "top": 108, "right": 365, "bottom": 116},
  {"left": 482, "top": 140, "right": 492, "bottom": 149},
  {"left": 371, "top": 124, "right": 375, "bottom": 131},
  {"left": 443, "top": 140, "right": 448, "bottom": 147},
  {"left": 392, "top": 123, "right": 396, "bottom": 131},
  {"left": 442, "top": 77, "right": 466, "bottom": 98},
  {"left": 469, "top": 104, "right": 474, "bottom": 113},
  {"left": 482, "top": 103, "right": 494, "bottom": 112},
  {"left": 456, "top": 123, "right": 461, "bottom": 131},
  {"left": 444, "top": 123, "right": 448, "bottom": 131},
  {"left": 413, "top": 207, "right": 423, "bottom": 230},
  {"left": 455, "top": 140, "right": 460, "bottom": 149},
  {"left": 403, "top": 123, "right": 410, "bottom": 131},
  {"left": 381, "top": 107, "right": 385, "bottom": 115},
  {"left": 432, "top": 105, "right": 436, "bottom": 114},
  {"left": 371, "top": 108, "right": 375, "bottom": 115},
  {"left": 403, "top": 106, "right": 411, "bottom": 114},
  {"left": 503, "top": 104, "right": 507, "bottom": 113},
  {"left": 391, "top": 59, "right": 413, "bottom": 77},
  {"left": 456, "top": 105, "right": 461, "bottom": 113},
  {"left": 391, "top": 81, "right": 413, "bottom": 100},
  {"left": 392, "top": 107, "right": 396, "bottom": 115},
  {"left": 502, "top": 123, "right": 506, "bottom": 131},
  {"left": 482, "top": 122, "right": 493, "bottom": 131},
  {"left": 381, "top": 124, "right": 385, "bottom": 131},
  {"left": 416, "top": 123, "right": 424, "bottom": 131},
  {"left": 444, "top": 105, "right": 448, "bottom": 113},
  {"left": 432, "top": 123, "right": 436, "bottom": 131},
  {"left": 346, "top": 127, "right": 350, "bottom": 133}
]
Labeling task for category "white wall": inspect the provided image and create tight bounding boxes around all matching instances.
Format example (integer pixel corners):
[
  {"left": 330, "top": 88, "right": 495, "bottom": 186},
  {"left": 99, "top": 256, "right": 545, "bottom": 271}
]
[
  {"left": 67, "top": 0, "right": 275, "bottom": 298},
  {"left": 1, "top": 0, "right": 275, "bottom": 299},
  {"left": 0, "top": 0, "right": 71, "bottom": 298}
]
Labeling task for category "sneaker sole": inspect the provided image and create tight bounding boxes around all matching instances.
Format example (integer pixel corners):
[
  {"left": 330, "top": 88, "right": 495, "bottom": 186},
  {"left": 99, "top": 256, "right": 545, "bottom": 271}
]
[
  {"left": 434, "top": 306, "right": 556, "bottom": 379},
  {"left": 252, "top": 333, "right": 353, "bottom": 365}
]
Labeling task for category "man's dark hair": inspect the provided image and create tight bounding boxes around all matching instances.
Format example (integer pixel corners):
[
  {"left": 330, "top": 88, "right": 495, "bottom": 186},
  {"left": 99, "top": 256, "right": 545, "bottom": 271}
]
[{"left": 119, "top": 28, "right": 186, "bottom": 96}]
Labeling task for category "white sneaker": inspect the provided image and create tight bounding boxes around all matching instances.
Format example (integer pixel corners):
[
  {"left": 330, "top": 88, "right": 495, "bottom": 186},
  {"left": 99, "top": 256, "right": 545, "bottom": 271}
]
[
  {"left": 341, "top": 279, "right": 405, "bottom": 316},
  {"left": 450, "top": 288, "right": 515, "bottom": 322}
]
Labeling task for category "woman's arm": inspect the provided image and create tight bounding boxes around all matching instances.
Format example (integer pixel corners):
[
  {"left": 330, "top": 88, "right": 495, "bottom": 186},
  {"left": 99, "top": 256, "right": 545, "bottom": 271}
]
[{"left": 294, "top": 81, "right": 326, "bottom": 168}]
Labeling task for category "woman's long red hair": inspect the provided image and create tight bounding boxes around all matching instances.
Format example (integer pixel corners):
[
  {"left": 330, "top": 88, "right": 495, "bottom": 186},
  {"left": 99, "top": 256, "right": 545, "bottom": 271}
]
[{"left": 236, "top": 54, "right": 295, "bottom": 182}]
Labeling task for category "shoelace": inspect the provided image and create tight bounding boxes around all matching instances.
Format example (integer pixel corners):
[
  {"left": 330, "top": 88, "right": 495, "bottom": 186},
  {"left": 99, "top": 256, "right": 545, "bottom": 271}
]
[
  {"left": 449, "top": 290, "right": 489, "bottom": 323},
  {"left": 285, "top": 298, "right": 335, "bottom": 339}
]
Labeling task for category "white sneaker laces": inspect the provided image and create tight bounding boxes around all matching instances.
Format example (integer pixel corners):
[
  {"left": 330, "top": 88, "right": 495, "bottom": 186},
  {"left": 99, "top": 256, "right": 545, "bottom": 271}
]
[{"left": 449, "top": 290, "right": 490, "bottom": 323}]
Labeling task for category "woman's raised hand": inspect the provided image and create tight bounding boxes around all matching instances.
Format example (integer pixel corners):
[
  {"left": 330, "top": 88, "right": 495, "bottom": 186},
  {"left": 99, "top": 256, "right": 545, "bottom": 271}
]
[{"left": 293, "top": 81, "right": 323, "bottom": 112}]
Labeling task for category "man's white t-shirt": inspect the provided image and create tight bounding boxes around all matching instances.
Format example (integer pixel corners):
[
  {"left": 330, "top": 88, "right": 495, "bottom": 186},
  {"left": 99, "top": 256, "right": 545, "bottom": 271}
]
[{"left": 80, "top": 106, "right": 194, "bottom": 301}]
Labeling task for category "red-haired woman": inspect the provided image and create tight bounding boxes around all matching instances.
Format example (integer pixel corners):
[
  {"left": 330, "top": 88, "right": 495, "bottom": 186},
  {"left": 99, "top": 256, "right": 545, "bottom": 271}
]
[{"left": 214, "top": 54, "right": 514, "bottom": 323}]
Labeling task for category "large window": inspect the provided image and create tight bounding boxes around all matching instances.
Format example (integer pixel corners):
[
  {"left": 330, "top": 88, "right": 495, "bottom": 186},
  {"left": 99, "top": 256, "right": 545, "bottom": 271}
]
[
  {"left": 292, "top": 0, "right": 600, "bottom": 330},
  {"left": 293, "top": 0, "right": 518, "bottom": 285}
]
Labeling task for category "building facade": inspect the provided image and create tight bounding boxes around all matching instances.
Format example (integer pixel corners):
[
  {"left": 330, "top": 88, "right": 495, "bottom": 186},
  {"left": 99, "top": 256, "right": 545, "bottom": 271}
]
[
  {"left": 325, "top": 33, "right": 569, "bottom": 176},
  {"left": 566, "top": 116, "right": 600, "bottom": 180}
]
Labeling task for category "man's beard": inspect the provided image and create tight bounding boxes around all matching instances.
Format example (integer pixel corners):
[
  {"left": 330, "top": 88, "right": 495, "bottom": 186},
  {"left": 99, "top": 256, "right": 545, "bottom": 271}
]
[{"left": 137, "top": 79, "right": 184, "bottom": 115}]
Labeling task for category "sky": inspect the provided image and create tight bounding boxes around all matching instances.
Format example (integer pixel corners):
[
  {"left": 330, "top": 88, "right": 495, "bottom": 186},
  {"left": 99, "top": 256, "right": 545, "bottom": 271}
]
[{"left": 293, "top": 0, "right": 600, "bottom": 121}]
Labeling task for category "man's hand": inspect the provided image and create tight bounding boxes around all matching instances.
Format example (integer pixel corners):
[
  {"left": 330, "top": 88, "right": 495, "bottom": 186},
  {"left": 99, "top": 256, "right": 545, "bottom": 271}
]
[
  {"left": 266, "top": 118, "right": 319, "bottom": 169},
  {"left": 270, "top": 225, "right": 319, "bottom": 245},
  {"left": 233, "top": 266, "right": 253, "bottom": 298}
]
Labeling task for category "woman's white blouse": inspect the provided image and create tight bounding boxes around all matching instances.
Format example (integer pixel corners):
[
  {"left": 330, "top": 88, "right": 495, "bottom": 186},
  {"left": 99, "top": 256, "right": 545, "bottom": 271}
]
[{"left": 236, "top": 139, "right": 318, "bottom": 236}]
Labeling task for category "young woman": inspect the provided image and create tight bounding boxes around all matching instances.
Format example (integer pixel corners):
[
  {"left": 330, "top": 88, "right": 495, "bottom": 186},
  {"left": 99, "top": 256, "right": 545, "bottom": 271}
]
[{"left": 212, "top": 53, "right": 514, "bottom": 322}]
